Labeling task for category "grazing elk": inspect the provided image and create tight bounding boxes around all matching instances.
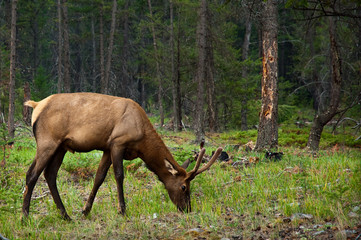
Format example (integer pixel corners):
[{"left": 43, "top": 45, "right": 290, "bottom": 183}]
[{"left": 23, "top": 93, "right": 222, "bottom": 220}]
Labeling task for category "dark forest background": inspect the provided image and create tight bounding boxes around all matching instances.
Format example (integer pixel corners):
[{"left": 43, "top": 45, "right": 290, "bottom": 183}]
[{"left": 0, "top": 0, "right": 360, "bottom": 150}]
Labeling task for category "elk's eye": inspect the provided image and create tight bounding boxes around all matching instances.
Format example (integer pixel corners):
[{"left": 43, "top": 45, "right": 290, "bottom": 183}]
[{"left": 181, "top": 185, "right": 186, "bottom": 191}]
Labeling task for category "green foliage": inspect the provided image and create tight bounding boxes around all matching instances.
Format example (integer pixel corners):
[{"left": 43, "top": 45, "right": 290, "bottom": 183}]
[
  {"left": 32, "top": 66, "right": 52, "bottom": 101},
  {"left": 0, "top": 130, "right": 360, "bottom": 239},
  {"left": 278, "top": 104, "right": 298, "bottom": 123}
]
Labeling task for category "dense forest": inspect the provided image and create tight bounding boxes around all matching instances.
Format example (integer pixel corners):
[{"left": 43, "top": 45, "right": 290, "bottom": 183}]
[{"left": 0, "top": 0, "right": 360, "bottom": 150}]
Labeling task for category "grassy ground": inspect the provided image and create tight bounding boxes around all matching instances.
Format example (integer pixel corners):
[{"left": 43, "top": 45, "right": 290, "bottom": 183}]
[{"left": 0, "top": 126, "right": 360, "bottom": 239}]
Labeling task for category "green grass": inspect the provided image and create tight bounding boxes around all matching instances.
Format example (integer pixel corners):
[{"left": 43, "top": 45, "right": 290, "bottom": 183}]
[{"left": 0, "top": 127, "right": 360, "bottom": 239}]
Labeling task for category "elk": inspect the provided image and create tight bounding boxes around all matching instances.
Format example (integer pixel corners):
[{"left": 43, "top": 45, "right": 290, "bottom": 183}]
[{"left": 23, "top": 92, "right": 222, "bottom": 220}]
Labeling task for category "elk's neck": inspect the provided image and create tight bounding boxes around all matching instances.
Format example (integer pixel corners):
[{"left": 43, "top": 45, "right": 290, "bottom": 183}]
[{"left": 138, "top": 129, "right": 179, "bottom": 183}]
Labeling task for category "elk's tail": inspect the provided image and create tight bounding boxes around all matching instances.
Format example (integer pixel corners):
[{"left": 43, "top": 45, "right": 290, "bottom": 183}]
[{"left": 24, "top": 100, "right": 39, "bottom": 109}]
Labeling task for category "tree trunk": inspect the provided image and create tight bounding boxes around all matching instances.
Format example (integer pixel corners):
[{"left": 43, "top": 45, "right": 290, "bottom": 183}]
[
  {"left": 62, "top": 0, "right": 71, "bottom": 93},
  {"left": 91, "top": 17, "right": 97, "bottom": 92},
  {"left": 121, "top": 0, "right": 130, "bottom": 97},
  {"left": 204, "top": 1, "right": 216, "bottom": 132},
  {"left": 255, "top": 0, "right": 279, "bottom": 151},
  {"left": 240, "top": 14, "right": 252, "bottom": 131},
  {"left": 147, "top": 0, "right": 164, "bottom": 127},
  {"left": 175, "top": 10, "right": 182, "bottom": 132},
  {"left": 103, "top": 0, "right": 117, "bottom": 95},
  {"left": 170, "top": 1, "right": 182, "bottom": 132},
  {"left": 57, "top": 0, "right": 63, "bottom": 93},
  {"left": 8, "top": 0, "right": 17, "bottom": 139},
  {"left": 306, "top": 16, "right": 342, "bottom": 152},
  {"left": 194, "top": 0, "right": 209, "bottom": 143},
  {"left": 99, "top": 3, "right": 105, "bottom": 94}
]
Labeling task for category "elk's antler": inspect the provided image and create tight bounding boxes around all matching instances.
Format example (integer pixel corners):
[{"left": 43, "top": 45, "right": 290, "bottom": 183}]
[{"left": 187, "top": 147, "right": 222, "bottom": 181}]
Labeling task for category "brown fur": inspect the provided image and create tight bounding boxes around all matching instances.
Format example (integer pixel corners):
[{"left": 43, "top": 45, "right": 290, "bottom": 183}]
[{"left": 22, "top": 92, "right": 222, "bottom": 219}]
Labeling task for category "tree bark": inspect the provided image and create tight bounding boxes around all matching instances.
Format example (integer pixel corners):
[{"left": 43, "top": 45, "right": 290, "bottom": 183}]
[
  {"left": 62, "top": 0, "right": 71, "bottom": 93},
  {"left": 204, "top": 1, "right": 216, "bottom": 132},
  {"left": 255, "top": 0, "right": 279, "bottom": 151},
  {"left": 99, "top": 3, "right": 105, "bottom": 94},
  {"left": 195, "top": 0, "right": 210, "bottom": 143},
  {"left": 8, "top": 0, "right": 17, "bottom": 139},
  {"left": 147, "top": 0, "right": 164, "bottom": 127},
  {"left": 121, "top": 0, "right": 130, "bottom": 97},
  {"left": 91, "top": 17, "right": 97, "bottom": 92},
  {"left": 240, "top": 13, "right": 252, "bottom": 131},
  {"left": 103, "top": 0, "right": 117, "bottom": 95},
  {"left": 57, "top": 0, "right": 63, "bottom": 93},
  {"left": 170, "top": 1, "right": 182, "bottom": 132},
  {"left": 306, "top": 16, "right": 342, "bottom": 152}
]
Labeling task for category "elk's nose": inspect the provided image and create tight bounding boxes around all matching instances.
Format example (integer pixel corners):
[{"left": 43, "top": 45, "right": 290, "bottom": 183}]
[{"left": 178, "top": 204, "right": 191, "bottom": 213}]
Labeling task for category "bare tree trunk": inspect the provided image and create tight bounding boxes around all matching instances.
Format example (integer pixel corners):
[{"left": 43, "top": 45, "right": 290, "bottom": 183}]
[
  {"left": 306, "top": 16, "right": 342, "bottom": 152},
  {"left": 91, "top": 17, "right": 97, "bottom": 92},
  {"left": 240, "top": 14, "right": 252, "bottom": 131},
  {"left": 62, "top": 0, "right": 71, "bottom": 93},
  {"left": 121, "top": 0, "right": 130, "bottom": 97},
  {"left": 57, "top": 0, "right": 63, "bottom": 93},
  {"left": 255, "top": 0, "right": 279, "bottom": 151},
  {"left": 103, "top": 0, "right": 117, "bottom": 95},
  {"left": 170, "top": 1, "right": 182, "bottom": 132},
  {"left": 99, "top": 3, "right": 105, "bottom": 94},
  {"left": 175, "top": 9, "right": 182, "bottom": 132},
  {"left": 147, "top": 0, "right": 164, "bottom": 127},
  {"left": 204, "top": 1, "right": 216, "bottom": 132},
  {"left": 8, "top": 0, "right": 17, "bottom": 139},
  {"left": 195, "top": 0, "right": 209, "bottom": 143}
]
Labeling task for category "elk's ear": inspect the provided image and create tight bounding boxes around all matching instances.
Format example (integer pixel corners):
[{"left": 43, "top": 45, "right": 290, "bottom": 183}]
[
  {"left": 181, "top": 159, "right": 191, "bottom": 170},
  {"left": 164, "top": 159, "right": 178, "bottom": 175}
]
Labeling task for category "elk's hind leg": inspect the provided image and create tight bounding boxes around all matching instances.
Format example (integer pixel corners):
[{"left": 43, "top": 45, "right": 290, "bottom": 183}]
[
  {"left": 22, "top": 141, "right": 58, "bottom": 219},
  {"left": 82, "top": 151, "right": 111, "bottom": 216},
  {"left": 44, "top": 147, "right": 69, "bottom": 220}
]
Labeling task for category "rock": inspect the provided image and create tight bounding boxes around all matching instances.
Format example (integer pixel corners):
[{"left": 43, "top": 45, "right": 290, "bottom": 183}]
[
  {"left": 291, "top": 213, "right": 313, "bottom": 221},
  {"left": 313, "top": 224, "right": 323, "bottom": 229},
  {"left": 352, "top": 206, "right": 360, "bottom": 212},
  {"left": 313, "top": 230, "right": 326, "bottom": 236},
  {"left": 348, "top": 211, "right": 359, "bottom": 218},
  {"left": 187, "top": 228, "right": 204, "bottom": 234}
]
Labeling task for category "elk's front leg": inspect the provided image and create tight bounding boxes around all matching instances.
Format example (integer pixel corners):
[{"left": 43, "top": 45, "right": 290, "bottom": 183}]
[
  {"left": 111, "top": 146, "right": 126, "bottom": 215},
  {"left": 82, "top": 151, "right": 111, "bottom": 216}
]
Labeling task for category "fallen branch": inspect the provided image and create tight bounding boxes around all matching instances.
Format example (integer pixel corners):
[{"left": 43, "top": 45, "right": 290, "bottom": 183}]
[{"left": 31, "top": 190, "right": 50, "bottom": 200}]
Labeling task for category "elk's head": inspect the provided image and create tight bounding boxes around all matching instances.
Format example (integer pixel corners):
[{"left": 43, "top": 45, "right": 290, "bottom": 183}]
[{"left": 163, "top": 147, "right": 222, "bottom": 212}]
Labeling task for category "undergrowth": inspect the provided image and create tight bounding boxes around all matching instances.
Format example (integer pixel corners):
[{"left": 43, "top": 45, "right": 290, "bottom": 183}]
[{"left": 0, "top": 126, "right": 360, "bottom": 239}]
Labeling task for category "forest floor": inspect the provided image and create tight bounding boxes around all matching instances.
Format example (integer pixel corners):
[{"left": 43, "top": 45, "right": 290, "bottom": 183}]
[{"left": 0, "top": 126, "right": 360, "bottom": 239}]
